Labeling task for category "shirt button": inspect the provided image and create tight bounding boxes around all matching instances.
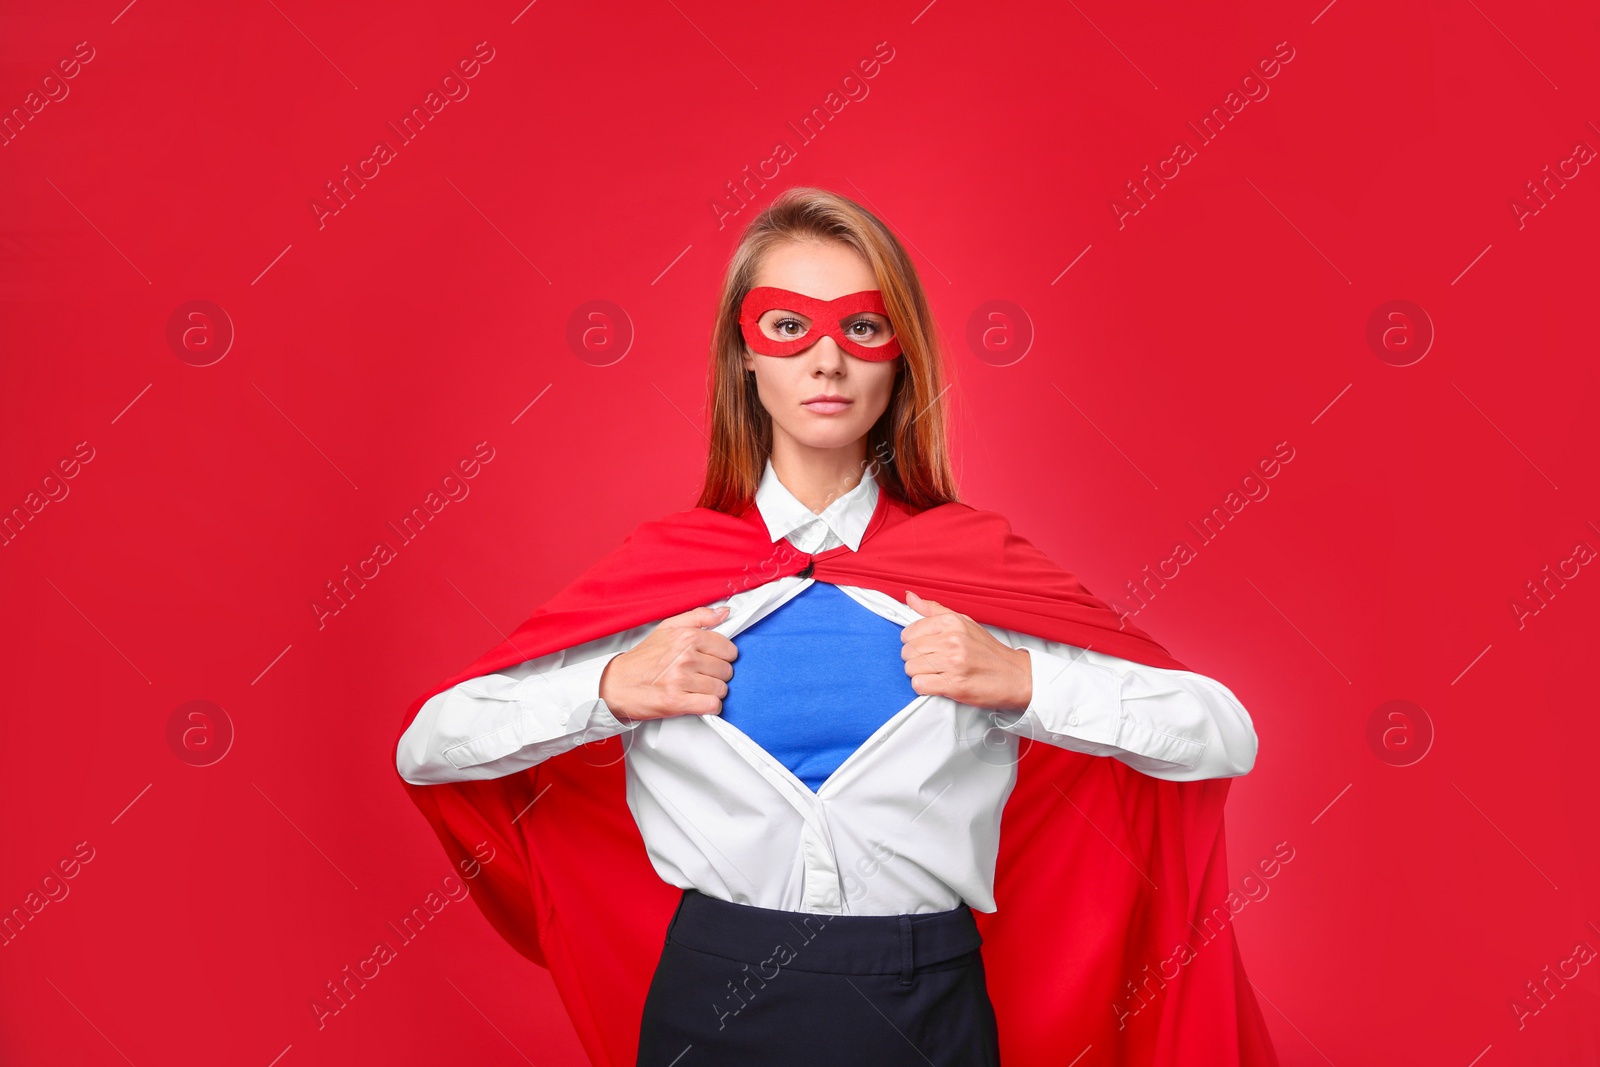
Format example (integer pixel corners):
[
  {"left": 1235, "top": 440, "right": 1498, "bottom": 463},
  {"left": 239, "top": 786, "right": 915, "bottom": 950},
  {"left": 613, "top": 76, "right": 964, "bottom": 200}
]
[{"left": 1067, "top": 712, "right": 1081, "bottom": 727}]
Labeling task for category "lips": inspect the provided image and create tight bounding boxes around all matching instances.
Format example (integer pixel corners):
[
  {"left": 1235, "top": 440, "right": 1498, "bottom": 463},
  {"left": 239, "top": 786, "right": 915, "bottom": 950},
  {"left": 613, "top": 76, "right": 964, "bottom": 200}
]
[{"left": 801, "top": 395, "right": 853, "bottom": 415}]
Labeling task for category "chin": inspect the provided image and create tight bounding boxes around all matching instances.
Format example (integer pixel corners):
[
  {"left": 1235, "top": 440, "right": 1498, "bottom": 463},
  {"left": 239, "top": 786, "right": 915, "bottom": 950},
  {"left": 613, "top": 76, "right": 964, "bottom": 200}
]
[{"left": 780, "top": 422, "right": 872, "bottom": 452}]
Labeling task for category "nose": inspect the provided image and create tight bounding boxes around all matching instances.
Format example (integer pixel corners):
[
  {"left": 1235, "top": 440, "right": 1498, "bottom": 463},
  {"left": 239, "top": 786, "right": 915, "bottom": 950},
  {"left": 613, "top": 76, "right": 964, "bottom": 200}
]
[{"left": 808, "top": 335, "right": 848, "bottom": 375}]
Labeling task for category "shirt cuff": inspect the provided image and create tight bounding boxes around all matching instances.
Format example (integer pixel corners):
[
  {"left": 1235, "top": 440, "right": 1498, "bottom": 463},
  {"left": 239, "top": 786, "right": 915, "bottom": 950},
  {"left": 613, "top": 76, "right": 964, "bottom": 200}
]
[
  {"left": 590, "top": 693, "right": 642, "bottom": 734},
  {"left": 1022, "top": 647, "right": 1124, "bottom": 745},
  {"left": 523, "top": 651, "right": 641, "bottom": 738},
  {"left": 440, "top": 654, "right": 634, "bottom": 770}
]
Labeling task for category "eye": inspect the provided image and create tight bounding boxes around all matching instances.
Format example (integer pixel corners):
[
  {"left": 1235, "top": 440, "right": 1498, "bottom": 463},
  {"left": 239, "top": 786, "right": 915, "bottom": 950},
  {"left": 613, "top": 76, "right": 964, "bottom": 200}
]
[
  {"left": 757, "top": 309, "right": 812, "bottom": 342},
  {"left": 841, "top": 313, "right": 895, "bottom": 347}
]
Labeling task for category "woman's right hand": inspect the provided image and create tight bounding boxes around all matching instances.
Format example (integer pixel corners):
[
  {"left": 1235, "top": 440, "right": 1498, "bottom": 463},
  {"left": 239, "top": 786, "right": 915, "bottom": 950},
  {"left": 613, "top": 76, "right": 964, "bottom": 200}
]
[{"left": 598, "top": 605, "right": 738, "bottom": 721}]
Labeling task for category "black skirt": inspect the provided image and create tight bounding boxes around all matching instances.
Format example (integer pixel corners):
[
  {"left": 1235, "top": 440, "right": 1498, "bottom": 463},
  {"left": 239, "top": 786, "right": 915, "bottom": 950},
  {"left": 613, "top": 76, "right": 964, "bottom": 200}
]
[{"left": 636, "top": 888, "right": 1002, "bottom": 1066}]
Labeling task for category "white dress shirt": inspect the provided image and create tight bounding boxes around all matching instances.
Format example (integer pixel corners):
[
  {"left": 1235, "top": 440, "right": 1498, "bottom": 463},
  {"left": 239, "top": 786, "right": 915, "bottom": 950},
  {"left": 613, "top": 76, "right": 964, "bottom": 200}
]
[{"left": 397, "top": 461, "right": 1258, "bottom": 916}]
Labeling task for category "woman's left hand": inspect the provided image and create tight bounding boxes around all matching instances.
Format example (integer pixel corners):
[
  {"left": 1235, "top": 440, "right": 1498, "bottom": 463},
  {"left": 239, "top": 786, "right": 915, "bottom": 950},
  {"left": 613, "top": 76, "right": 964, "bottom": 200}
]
[{"left": 901, "top": 591, "right": 1033, "bottom": 711}]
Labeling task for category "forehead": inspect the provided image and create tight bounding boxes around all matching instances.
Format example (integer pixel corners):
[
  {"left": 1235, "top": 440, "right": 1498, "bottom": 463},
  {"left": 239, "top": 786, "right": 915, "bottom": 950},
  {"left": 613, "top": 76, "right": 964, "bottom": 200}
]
[{"left": 752, "top": 238, "right": 878, "bottom": 302}]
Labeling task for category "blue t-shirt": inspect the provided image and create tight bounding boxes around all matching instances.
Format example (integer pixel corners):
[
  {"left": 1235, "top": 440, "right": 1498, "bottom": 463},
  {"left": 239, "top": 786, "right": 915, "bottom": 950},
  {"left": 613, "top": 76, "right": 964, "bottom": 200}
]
[{"left": 718, "top": 581, "right": 919, "bottom": 792}]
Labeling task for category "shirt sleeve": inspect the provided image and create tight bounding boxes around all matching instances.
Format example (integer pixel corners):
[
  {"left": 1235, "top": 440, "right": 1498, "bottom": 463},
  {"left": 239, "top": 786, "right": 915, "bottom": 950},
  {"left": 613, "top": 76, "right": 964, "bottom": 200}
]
[
  {"left": 395, "top": 619, "right": 659, "bottom": 785},
  {"left": 980, "top": 624, "right": 1259, "bottom": 781}
]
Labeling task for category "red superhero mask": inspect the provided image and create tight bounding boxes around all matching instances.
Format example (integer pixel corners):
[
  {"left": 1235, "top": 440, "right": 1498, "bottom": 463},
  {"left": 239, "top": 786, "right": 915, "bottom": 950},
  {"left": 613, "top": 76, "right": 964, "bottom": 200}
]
[{"left": 738, "top": 286, "right": 903, "bottom": 361}]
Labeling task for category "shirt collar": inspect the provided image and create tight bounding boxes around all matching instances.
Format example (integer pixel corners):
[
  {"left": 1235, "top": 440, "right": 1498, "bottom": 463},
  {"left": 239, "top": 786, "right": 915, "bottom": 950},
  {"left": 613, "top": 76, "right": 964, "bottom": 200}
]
[{"left": 754, "top": 458, "right": 879, "bottom": 553}]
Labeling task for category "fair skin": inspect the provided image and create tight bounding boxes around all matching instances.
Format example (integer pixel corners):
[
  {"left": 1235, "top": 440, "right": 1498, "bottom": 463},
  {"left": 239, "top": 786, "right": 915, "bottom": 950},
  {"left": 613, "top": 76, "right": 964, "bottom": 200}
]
[{"left": 598, "top": 238, "right": 1033, "bottom": 722}]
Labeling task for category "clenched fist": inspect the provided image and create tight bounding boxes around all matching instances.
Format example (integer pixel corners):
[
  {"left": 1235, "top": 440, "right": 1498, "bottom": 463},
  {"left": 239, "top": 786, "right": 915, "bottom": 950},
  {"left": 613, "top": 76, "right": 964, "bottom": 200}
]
[
  {"left": 901, "top": 590, "right": 1033, "bottom": 712},
  {"left": 598, "top": 605, "right": 739, "bottom": 722}
]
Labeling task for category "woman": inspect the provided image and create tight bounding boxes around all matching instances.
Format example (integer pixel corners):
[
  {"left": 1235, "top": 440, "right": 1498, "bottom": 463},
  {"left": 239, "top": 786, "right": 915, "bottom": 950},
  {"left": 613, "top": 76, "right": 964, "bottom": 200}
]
[{"left": 395, "top": 188, "right": 1272, "bottom": 1066}]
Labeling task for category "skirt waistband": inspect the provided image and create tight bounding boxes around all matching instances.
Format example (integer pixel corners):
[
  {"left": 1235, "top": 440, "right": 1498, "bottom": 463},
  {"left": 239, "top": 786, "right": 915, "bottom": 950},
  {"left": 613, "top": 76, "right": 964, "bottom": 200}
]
[{"left": 666, "top": 888, "right": 983, "bottom": 981}]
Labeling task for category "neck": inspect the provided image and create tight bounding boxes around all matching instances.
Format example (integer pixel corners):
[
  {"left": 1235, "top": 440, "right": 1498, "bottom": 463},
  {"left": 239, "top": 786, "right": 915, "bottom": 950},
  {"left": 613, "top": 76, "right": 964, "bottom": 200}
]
[{"left": 769, "top": 437, "right": 869, "bottom": 516}]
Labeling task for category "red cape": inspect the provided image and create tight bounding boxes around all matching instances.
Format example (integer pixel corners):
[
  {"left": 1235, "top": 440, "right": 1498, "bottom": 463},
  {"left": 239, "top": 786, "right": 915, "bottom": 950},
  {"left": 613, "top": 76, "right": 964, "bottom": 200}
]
[{"left": 395, "top": 488, "right": 1278, "bottom": 1066}]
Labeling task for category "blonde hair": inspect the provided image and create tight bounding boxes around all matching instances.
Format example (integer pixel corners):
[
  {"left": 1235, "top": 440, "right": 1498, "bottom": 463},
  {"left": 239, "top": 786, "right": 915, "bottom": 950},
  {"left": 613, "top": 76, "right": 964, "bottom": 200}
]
[{"left": 696, "top": 187, "right": 959, "bottom": 513}]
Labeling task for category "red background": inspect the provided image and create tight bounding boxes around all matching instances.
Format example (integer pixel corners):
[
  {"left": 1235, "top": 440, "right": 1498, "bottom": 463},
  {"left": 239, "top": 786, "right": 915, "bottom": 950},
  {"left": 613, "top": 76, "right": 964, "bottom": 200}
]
[{"left": 3, "top": 0, "right": 1597, "bottom": 1064}]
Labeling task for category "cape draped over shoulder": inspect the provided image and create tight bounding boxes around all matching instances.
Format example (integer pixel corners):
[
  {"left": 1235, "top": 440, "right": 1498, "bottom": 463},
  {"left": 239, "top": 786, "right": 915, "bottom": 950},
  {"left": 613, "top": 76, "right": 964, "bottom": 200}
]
[{"left": 394, "top": 488, "right": 1279, "bottom": 1066}]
